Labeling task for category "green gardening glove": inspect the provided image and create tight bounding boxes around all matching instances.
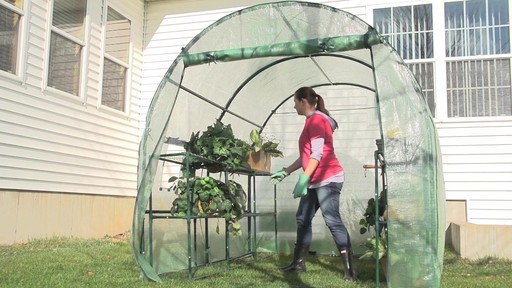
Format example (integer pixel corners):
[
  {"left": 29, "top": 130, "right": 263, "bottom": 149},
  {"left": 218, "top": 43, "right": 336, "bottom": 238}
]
[
  {"left": 293, "top": 175, "right": 310, "bottom": 198},
  {"left": 270, "top": 168, "right": 288, "bottom": 185}
]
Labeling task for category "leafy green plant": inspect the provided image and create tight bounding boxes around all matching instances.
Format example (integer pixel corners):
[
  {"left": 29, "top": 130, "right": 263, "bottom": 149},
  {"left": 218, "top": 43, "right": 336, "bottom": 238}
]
[
  {"left": 359, "top": 189, "right": 387, "bottom": 260},
  {"left": 249, "top": 129, "right": 283, "bottom": 158},
  {"left": 359, "top": 232, "right": 387, "bottom": 260},
  {"left": 169, "top": 175, "right": 246, "bottom": 236},
  {"left": 359, "top": 189, "right": 387, "bottom": 235},
  {"left": 184, "top": 120, "right": 251, "bottom": 172}
]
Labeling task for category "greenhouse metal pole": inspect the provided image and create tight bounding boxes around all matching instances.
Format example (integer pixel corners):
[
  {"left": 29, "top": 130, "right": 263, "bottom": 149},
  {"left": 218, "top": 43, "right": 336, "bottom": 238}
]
[
  {"left": 185, "top": 152, "right": 193, "bottom": 280},
  {"left": 274, "top": 184, "right": 278, "bottom": 251},
  {"left": 247, "top": 175, "right": 253, "bottom": 256},
  {"left": 369, "top": 40, "right": 386, "bottom": 287},
  {"left": 251, "top": 175, "right": 257, "bottom": 259},
  {"left": 224, "top": 169, "right": 231, "bottom": 269},
  {"left": 374, "top": 149, "right": 381, "bottom": 287},
  {"left": 193, "top": 219, "right": 197, "bottom": 267},
  {"left": 148, "top": 193, "right": 154, "bottom": 267},
  {"left": 204, "top": 218, "right": 210, "bottom": 264}
]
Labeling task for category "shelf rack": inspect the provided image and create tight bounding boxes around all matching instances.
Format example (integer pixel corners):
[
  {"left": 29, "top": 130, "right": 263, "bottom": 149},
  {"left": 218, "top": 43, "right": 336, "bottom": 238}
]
[{"left": 141, "top": 152, "right": 278, "bottom": 280}]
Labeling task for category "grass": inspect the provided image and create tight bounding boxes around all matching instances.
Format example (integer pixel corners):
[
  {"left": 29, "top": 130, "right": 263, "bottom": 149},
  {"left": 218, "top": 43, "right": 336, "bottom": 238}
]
[{"left": 1, "top": 234, "right": 511, "bottom": 288}]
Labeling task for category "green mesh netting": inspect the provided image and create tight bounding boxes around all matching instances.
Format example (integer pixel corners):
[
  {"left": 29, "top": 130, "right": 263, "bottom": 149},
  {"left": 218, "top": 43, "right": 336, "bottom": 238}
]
[{"left": 132, "top": 1, "right": 445, "bottom": 286}]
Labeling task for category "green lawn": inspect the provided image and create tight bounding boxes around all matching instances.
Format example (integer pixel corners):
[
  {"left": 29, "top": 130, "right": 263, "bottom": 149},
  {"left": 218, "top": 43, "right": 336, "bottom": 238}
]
[{"left": 1, "top": 235, "right": 511, "bottom": 287}]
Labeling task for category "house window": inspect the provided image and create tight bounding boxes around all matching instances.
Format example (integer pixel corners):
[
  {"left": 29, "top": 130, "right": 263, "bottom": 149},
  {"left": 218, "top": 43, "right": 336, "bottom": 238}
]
[
  {"left": 0, "top": 0, "right": 22, "bottom": 74},
  {"left": 445, "top": 0, "right": 511, "bottom": 117},
  {"left": 101, "top": 6, "right": 130, "bottom": 112},
  {"left": 47, "top": 0, "right": 86, "bottom": 96},
  {"left": 374, "top": 4, "right": 436, "bottom": 116}
]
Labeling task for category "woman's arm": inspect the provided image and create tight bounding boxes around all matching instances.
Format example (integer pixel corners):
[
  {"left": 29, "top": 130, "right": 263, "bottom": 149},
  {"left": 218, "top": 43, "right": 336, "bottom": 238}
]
[
  {"left": 284, "top": 157, "right": 302, "bottom": 175},
  {"left": 303, "top": 158, "right": 319, "bottom": 177},
  {"left": 284, "top": 157, "right": 319, "bottom": 177}
]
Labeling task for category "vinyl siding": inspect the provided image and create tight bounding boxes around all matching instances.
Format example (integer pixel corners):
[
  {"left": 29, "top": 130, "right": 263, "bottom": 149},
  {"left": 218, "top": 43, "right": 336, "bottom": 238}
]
[
  {"left": 437, "top": 119, "right": 512, "bottom": 225},
  {"left": 24, "top": 0, "right": 47, "bottom": 87},
  {"left": 0, "top": 0, "right": 144, "bottom": 197}
]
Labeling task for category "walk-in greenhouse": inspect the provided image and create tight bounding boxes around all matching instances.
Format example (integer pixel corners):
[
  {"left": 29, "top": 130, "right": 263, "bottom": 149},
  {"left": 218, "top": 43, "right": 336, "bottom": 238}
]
[{"left": 132, "top": 1, "right": 446, "bottom": 287}]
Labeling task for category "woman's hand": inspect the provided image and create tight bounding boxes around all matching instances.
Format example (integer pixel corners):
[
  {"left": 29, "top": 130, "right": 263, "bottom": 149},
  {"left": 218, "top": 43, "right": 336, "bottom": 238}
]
[
  {"left": 293, "top": 175, "right": 310, "bottom": 198},
  {"left": 270, "top": 168, "right": 288, "bottom": 185}
]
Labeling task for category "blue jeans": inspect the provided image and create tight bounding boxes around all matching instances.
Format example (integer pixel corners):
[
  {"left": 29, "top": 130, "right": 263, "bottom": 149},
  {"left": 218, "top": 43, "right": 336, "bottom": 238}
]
[{"left": 295, "top": 182, "right": 351, "bottom": 250}]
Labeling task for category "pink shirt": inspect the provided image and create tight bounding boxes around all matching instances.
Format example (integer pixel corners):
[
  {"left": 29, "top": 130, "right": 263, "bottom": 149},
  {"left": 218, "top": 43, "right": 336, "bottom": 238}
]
[{"left": 299, "top": 112, "right": 343, "bottom": 185}]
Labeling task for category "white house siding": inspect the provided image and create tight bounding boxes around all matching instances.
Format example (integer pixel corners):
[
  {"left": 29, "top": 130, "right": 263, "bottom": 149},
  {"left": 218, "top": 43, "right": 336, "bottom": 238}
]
[
  {"left": 437, "top": 119, "right": 512, "bottom": 225},
  {"left": 142, "top": 0, "right": 512, "bottom": 228},
  {"left": 0, "top": 0, "right": 144, "bottom": 244}
]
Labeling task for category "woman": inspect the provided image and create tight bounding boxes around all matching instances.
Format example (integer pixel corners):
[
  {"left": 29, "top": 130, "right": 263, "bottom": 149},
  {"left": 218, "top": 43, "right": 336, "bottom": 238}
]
[{"left": 270, "top": 86, "right": 355, "bottom": 280}]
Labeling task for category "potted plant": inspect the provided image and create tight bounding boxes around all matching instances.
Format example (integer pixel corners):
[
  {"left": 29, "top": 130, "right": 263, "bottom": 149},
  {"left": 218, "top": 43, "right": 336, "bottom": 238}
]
[
  {"left": 184, "top": 120, "right": 251, "bottom": 173},
  {"left": 169, "top": 175, "right": 247, "bottom": 236},
  {"left": 246, "top": 129, "right": 283, "bottom": 172}
]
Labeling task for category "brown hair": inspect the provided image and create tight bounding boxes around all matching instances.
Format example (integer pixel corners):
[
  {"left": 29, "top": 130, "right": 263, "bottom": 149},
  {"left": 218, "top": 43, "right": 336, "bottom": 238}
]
[{"left": 294, "top": 87, "right": 338, "bottom": 127}]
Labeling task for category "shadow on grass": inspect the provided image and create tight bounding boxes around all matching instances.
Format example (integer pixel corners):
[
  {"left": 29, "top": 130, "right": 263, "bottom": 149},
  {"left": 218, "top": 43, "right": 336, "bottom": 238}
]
[
  {"left": 243, "top": 252, "right": 317, "bottom": 288},
  {"left": 158, "top": 251, "right": 392, "bottom": 287},
  {"left": 309, "top": 252, "right": 386, "bottom": 285}
]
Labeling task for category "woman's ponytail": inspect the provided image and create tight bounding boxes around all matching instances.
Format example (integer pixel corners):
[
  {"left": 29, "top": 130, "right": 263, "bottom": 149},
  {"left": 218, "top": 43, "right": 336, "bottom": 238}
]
[
  {"left": 315, "top": 94, "right": 329, "bottom": 115},
  {"left": 294, "top": 86, "right": 338, "bottom": 129}
]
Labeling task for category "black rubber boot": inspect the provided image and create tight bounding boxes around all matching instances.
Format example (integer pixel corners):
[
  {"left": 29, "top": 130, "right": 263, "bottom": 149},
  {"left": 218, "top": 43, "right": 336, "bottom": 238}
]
[
  {"left": 340, "top": 248, "right": 356, "bottom": 280},
  {"left": 280, "top": 245, "right": 309, "bottom": 272}
]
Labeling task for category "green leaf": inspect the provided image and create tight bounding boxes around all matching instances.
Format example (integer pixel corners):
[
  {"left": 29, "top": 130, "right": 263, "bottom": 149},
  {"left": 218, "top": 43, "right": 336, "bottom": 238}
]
[
  {"left": 198, "top": 192, "right": 210, "bottom": 202},
  {"left": 223, "top": 199, "right": 232, "bottom": 211},
  {"left": 250, "top": 129, "right": 261, "bottom": 144},
  {"left": 358, "top": 251, "right": 374, "bottom": 260},
  {"left": 212, "top": 187, "right": 222, "bottom": 196},
  {"left": 232, "top": 221, "right": 241, "bottom": 230},
  {"left": 250, "top": 129, "right": 262, "bottom": 151}
]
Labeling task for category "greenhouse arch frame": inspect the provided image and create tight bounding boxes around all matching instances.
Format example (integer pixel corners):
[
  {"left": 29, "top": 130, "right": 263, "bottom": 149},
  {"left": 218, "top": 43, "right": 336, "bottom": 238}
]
[{"left": 133, "top": 1, "right": 445, "bottom": 287}]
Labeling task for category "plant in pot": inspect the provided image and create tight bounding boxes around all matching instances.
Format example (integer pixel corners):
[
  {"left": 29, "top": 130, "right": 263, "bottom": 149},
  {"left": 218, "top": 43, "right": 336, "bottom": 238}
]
[
  {"left": 169, "top": 175, "right": 247, "bottom": 236},
  {"left": 246, "top": 129, "right": 283, "bottom": 172},
  {"left": 184, "top": 120, "right": 251, "bottom": 174}
]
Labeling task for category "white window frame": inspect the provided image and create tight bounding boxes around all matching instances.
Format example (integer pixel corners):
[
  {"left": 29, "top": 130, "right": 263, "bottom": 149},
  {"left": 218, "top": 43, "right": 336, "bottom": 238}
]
[
  {"left": 443, "top": 0, "right": 512, "bottom": 119},
  {"left": 369, "top": 0, "right": 512, "bottom": 121},
  {"left": 369, "top": 1, "right": 437, "bottom": 117},
  {"left": 0, "top": 0, "right": 26, "bottom": 83},
  {"left": 98, "top": 3, "right": 132, "bottom": 116},
  {"left": 43, "top": 0, "right": 89, "bottom": 104}
]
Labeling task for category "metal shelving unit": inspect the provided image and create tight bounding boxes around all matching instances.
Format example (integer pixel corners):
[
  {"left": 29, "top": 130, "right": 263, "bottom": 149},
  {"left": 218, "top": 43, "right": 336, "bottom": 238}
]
[{"left": 141, "top": 152, "right": 278, "bottom": 280}]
